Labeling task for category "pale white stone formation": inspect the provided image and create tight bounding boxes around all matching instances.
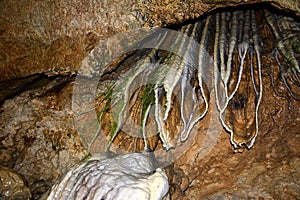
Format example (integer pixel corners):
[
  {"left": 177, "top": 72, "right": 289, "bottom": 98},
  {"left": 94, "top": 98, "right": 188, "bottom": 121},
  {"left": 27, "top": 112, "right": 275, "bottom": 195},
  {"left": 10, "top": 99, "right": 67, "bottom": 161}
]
[{"left": 46, "top": 152, "right": 169, "bottom": 200}]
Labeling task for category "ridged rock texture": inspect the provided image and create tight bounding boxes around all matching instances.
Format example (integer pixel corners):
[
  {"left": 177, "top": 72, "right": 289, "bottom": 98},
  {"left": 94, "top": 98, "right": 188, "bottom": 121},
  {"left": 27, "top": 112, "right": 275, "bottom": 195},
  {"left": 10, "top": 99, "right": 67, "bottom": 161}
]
[
  {"left": 0, "top": 0, "right": 300, "bottom": 199},
  {"left": 45, "top": 152, "right": 169, "bottom": 200},
  {"left": 0, "top": 167, "right": 32, "bottom": 199}
]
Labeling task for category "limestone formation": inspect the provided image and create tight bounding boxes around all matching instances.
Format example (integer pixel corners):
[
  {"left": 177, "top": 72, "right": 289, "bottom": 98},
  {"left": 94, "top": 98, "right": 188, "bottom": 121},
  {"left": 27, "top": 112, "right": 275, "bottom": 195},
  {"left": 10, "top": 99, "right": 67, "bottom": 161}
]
[
  {"left": 46, "top": 152, "right": 169, "bottom": 200},
  {"left": 0, "top": 0, "right": 299, "bottom": 199}
]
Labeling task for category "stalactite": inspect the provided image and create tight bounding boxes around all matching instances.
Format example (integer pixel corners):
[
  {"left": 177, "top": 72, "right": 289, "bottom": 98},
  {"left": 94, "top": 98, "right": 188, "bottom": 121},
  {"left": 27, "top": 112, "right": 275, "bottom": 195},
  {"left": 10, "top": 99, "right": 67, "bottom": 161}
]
[
  {"left": 162, "top": 25, "right": 191, "bottom": 122},
  {"left": 179, "top": 21, "right": 202, "bottom": 141},
  {"left": 217, "top": 11, "right": 239, "bottom": 143},
  {"left": 195, "top": 14, "right": 213, "bottom": 121},
  {"left": 264, "top": 9, "right": 300, "bottom": 101},
  {"left": 181, "top": 15, "right": 213, "bottom": 141},
  {"left": 89, "top": 6, "right": 300, "bottom": 153},
  {"left": 214, "top": 12, "right": 223, "bottom": 112},
  {"left": 247, "top": 9, "right": 263, "bottom": 148},
  {"left": 106, "top": 32, "right": 169, "bottom": 151}
]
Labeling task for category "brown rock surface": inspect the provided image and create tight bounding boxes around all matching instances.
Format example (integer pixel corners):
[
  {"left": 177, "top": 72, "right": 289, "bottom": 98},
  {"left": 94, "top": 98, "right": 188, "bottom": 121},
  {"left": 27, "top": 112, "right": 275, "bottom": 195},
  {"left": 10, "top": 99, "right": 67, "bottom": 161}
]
[
  {"left": 1, "top": 62, "right": 299, "bottom": 199},
  {"left": 1, "top": 0, "right": 299, "bottom": 102},
  {"left": 0, "top": 0, "right": 300, "bottom": 199},
  {"left": 141, "top": 0, "right": 300, "bottom": 27},
  {"left": 0, "top": 77, "right": 88, "bottom": 199},
  {"left": 0, "top": 166, "right": 32, "bottom": 199},
  {"left": 0, "top": 0, "right": 299, "bottom": 83},
  {"left": 169, "top": 78, "right": 300, "bottom": 199}
]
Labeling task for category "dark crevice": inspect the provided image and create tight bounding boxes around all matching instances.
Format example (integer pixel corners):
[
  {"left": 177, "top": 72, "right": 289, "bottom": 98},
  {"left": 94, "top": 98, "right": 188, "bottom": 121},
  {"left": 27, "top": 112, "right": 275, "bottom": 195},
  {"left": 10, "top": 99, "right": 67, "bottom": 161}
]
[
  {"left": 0, "top": 74, "right": 75, "bottom": 105},
  {"left": 169, "top": 2, "right": 300, "bottom": 30}
]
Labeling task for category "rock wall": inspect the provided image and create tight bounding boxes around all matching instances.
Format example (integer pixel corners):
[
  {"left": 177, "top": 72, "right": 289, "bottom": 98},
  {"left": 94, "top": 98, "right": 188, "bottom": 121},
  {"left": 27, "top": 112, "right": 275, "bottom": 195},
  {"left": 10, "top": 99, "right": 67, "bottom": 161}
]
[
  {"left": 0, "top": 0, "right": 300, "bottom": 199},
  {"left": 1, "top": 0, "right": 299, "bottom": 82}
]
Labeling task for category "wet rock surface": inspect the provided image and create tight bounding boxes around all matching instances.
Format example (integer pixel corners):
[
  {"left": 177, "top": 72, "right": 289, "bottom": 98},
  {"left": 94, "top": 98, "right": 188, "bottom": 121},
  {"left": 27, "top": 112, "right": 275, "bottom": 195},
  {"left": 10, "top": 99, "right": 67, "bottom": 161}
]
[
  {"left": 0, "top": 71, "right": 299, "bottom": 199},
  {"left": 0, "top": 0, "right": 300, "bottom": 199},
  {"left": 168, "top": 75, "right": 300, "bottom": 199},
  {"left": 46, "top": 152, "right": 169, "bottom": 200},
  {"left": 0, "top": 167, "right": 31, "bottom": 200}
]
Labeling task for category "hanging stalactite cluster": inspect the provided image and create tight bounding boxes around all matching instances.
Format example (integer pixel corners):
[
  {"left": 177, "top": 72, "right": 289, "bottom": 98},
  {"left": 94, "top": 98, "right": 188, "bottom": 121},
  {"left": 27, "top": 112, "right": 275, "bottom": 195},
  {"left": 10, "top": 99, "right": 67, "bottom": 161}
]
[{"left": 87, "top": 6, "right": 299, "bottom": 153}]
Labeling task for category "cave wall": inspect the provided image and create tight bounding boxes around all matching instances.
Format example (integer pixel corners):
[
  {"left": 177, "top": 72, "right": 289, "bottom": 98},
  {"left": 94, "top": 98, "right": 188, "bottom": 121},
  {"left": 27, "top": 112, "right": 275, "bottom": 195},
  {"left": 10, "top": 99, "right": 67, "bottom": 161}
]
[{"left": 0, "top": 0, "right": 300, "bottom": 199}]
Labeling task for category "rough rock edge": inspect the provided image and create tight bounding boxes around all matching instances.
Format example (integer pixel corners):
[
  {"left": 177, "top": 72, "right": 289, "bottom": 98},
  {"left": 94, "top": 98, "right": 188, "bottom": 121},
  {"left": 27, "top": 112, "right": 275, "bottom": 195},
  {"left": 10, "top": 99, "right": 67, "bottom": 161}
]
[{"left": 0, "top": 0, "right": 299, "bottom": 83}]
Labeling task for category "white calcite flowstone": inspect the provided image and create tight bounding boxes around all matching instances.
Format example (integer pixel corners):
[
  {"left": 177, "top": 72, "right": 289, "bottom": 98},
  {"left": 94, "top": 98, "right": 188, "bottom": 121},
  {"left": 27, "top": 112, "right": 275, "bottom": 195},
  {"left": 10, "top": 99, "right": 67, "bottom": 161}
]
[{"left": 46, "top": 152, "right": 169, "bottom": 200}]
